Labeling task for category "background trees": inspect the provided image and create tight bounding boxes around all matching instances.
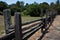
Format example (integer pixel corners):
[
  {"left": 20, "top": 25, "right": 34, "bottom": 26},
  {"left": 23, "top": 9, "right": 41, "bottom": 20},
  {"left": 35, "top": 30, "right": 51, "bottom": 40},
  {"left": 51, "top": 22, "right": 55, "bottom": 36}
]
[
  {"left": 0, "top": 0, "right": 60, "bottom": 16},
  {"left": 9, "top": 1, "right": 24, "bottom": 16},
  {"left": 55, "top": 0, "right": 60, "bottom": 14},
  {"left": 0, "top": 1, "right": 8, "bottom": 15}
]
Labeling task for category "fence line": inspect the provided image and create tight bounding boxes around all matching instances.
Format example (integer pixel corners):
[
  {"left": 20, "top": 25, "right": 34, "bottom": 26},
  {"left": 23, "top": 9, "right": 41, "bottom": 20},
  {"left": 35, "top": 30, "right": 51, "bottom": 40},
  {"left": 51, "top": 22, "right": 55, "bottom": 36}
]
[{"left": 0, "top": 9, "right": 57, "bottom": 40}]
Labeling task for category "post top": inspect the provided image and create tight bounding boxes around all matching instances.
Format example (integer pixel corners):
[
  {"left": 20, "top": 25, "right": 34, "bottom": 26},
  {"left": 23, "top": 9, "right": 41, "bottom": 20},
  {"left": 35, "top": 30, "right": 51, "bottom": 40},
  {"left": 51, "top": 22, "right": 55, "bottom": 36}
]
[{"left": 3, "top": 9, "right": 11, "bottom": 12}]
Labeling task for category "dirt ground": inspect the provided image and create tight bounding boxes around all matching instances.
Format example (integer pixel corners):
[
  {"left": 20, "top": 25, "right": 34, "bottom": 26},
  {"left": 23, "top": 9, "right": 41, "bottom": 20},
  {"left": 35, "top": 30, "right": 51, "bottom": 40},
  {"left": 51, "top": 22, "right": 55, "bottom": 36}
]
[{"left": 28, "top": 15, "right": 60, "bottom": 40}]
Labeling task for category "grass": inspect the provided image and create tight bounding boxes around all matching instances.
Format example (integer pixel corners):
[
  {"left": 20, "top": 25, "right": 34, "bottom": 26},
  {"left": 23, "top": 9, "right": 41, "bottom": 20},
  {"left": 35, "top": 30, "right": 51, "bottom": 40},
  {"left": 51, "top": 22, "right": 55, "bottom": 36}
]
[
  {"left": 0, "top": 16, "right": 5, "bottom": 35},
  {"left": 0, "top": 15, "right": 40, "bottom": 35}
]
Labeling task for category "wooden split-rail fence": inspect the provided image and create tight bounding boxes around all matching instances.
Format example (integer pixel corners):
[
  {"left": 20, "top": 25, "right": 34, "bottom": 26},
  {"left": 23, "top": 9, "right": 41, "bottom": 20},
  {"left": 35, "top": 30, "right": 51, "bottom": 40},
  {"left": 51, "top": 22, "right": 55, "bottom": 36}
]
[{"left": 0, "top": 9, "right": 57, "bottom": 40}]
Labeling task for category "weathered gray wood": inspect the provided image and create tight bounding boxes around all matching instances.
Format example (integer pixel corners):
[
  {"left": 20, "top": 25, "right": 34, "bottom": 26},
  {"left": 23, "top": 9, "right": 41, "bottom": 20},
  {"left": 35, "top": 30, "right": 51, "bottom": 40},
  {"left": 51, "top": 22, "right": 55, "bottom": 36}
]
[
  {"left": 40, "top": 9, "right": 43, "bottom": 17},
  {"left": 48, "top": 10, "right": 50, "bottom": 16},
  {"left": 46, "top": 9, "right": 48, "bottom": 18},
  {"left": 52, "top": 9, "right": 54, "bottom": 20},
  {"left": 3, "top": 9, "right": 12, "bottom": 34},
  {"left": 14, "top": 12, "right": 22, "bottom": 40},
  {"left": 45, "top": 9, "right": 48, "bottom": 28},
  {"left": 49, "top": 10, "right": 52, "bottom": 21}
]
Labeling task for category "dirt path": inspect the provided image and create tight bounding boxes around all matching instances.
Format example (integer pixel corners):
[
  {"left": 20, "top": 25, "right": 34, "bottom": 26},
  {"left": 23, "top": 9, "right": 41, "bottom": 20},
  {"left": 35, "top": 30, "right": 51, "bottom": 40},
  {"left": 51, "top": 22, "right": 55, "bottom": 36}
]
[
  {"left": 28, "top": 15, "right": 60, "bottom": 40},
  {"left": 42, "top": 15, "right": 60, "bottom": 40}
]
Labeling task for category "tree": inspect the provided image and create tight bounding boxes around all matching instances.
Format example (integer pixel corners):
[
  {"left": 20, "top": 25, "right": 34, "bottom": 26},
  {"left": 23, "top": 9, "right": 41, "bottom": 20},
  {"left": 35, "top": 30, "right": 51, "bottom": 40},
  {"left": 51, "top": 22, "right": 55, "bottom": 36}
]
[
  {"left": 39, "top": 2, "right": 49, "bottom": 9},
  {"left": 9, "top": 1, "right": 25, "bottom": 15},
  {"left": 55, "top": 0, "right": 60, "bottom": 14},
  {"left": 0, "top": 1, "right": 8, "bottom": 11},
  {"left": 0, "top": 1, "right": 8, "bottom": 15},
  {"left": 9, "top": 4, "right": 17, "bottom": 15},
  {"left": 16, "top": 1, "right": 24, "bottom": 12},
  {"left": 39, "top": 2, "right": 49, "bottom": 16},
  {"left": 50, "top": 2, "right": 55, "bottom": 10},
  {"left": 56, "top": 0, "right": 60, "bottom": 5},
  {"left": 23, "top": 2, "right": 41, "bottom": 16}
]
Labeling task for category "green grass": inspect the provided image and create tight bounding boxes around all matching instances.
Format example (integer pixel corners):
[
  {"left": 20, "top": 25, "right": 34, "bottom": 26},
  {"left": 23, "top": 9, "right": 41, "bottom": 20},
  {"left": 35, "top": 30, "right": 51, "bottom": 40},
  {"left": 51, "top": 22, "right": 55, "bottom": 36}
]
[
  {"left": 0, "top": 16, "right": 5, "bottom": 35},
  {"left": 0, "top": 16, "right": 40, "bottom": 35}
]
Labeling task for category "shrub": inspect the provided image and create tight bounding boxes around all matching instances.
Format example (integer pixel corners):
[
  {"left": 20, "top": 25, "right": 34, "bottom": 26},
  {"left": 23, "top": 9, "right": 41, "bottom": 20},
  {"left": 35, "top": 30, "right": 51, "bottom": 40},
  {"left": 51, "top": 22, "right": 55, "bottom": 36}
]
[{"left": 0, "top": 11, "right": 3, "bottom": 15}]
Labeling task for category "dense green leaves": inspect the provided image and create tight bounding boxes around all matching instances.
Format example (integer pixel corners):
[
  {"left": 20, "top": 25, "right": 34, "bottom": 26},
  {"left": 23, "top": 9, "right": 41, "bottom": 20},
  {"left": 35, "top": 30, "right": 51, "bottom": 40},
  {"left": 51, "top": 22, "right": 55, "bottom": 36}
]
[
  {"left": 0, "top": 0, "right": 60, "bottom": 16},
  {"left": 0, "top": 1, "right": 8, "bottom": 11}
]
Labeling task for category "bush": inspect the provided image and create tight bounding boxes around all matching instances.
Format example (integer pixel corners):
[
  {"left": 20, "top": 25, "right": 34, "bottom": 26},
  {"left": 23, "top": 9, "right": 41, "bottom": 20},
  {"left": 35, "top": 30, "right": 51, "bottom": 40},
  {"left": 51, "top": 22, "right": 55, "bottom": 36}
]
[
  {"left": 0, "top": 11, "right": 3, "bottom": 15},
  {"left": 21, "top": 10, "right": 30, "bottom": 16}
]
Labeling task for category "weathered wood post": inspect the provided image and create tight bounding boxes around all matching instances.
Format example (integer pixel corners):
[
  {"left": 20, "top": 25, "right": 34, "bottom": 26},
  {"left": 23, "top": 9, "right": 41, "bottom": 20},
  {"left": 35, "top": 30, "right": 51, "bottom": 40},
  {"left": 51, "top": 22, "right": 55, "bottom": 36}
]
[
  {"left": 46, "top": 9, "right": 48, "bottom": 23},
  {"left": 48, "top": 10, "right": 51, "bottom": 22},
  {"left": 14, "top": 12, "right": 22, "bottom": 40},
  {"left": 53, "top": 9, "right": 57, "bottom": 18},
  {"left": 40, "top": 9, "right": 43, "bottom": 17},
  {"left": 40, "top": 9, "right": 44, "bottom": 32},
  {"left": 50, "top": 10, "right": 53, "bottom": 22},
  {"left": 51, "top": 9, "right": 54, "bottom": 21},
  {"left": 46, "top": 9, "right": 48, "bottom": 18},
  {"left": 55, "top": 10, "right": 57, "bottom": 16},
  {"left": 45, "top": 9, "right": 48, "bottom": 30},
  {"left": 53, "top": 10, "right": 55, "bottom": 18},
  {"left": 3, "top": 9, "right": 12, "bottom": 34}
]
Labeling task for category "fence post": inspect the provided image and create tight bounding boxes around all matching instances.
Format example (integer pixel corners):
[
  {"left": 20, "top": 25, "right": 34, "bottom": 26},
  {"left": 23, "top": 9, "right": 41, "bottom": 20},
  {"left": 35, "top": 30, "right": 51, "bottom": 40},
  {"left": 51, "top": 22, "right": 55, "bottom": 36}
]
[
  {"left": 46, "top": 9, "right": 48, "bottom": 18},
  {"left": 50, "top": 10, "right": 53, "bottom": 22},
  {"left": 45, "top": 9, "right": 48, "bottom": 29},
  {"left": 40, "top": 9, "right": 43, "bottom": 17},
  {"left": 3, "top": 9, "right": 12, "bottom": 34},
  {"left": 51, "top": 9, "right": 54, "bottom": 21},
  {"left": 14, "top": 12, "right": 22, "bottom": 40}
]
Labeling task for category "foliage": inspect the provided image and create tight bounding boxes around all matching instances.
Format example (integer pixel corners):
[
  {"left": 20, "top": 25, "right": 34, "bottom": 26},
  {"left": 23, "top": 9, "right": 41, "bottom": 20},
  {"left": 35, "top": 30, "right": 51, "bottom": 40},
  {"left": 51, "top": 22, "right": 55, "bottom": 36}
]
[
  {"left": 25, "top": 3, "right": 41, "bottom": 16},
  {"left": 0, "top": 1, "right": 8, "bottom": 15},
  {"left": 0, "top": 0, "right": 60, "bottom": 16},
  {"left": 0, "top": 1, "right": 8, "bottom": 11},
  {"left": 55, "top": 0, "right": 60, "bottom": 14},
  {"left": 0, "top": 11, "right": 2, "bottom": 15},
  {"left": 9, "top": 1, "right": 24, "bottom": 16}
]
